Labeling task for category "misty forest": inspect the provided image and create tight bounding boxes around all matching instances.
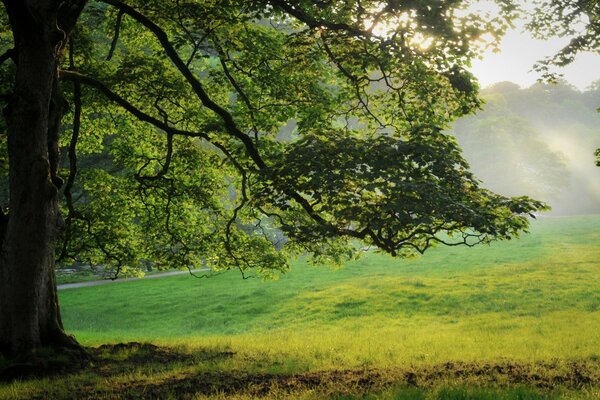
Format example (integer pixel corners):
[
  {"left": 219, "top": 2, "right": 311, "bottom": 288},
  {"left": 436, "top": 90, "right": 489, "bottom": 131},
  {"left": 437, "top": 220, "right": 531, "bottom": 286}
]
[{"left": 0, "top": 0, "right": 599, "bottom": 399}]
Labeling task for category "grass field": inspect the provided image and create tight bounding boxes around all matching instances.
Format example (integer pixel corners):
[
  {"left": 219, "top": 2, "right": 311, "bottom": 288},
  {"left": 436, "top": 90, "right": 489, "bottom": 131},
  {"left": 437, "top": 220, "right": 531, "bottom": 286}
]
[{"left": 1, "top": 214, "right": 599, "bottom": 399}]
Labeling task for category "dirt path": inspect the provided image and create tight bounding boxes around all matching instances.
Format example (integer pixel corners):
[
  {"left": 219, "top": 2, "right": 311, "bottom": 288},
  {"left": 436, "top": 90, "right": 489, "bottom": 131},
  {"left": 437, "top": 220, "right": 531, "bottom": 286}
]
[{"left": 57, "top": 269, "right": 210, "bottom": 290}]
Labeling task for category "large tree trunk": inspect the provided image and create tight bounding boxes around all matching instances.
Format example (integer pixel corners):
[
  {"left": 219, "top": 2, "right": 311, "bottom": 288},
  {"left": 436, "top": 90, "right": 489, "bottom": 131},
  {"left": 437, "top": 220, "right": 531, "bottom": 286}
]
[{"left": 0, "top": 1, "right": 83, "bottom": 358}]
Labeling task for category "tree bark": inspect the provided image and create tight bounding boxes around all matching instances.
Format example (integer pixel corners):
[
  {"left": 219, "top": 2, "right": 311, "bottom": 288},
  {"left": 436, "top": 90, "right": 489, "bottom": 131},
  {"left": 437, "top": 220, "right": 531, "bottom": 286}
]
[{"left": 0, "top": 1, "right": 83, "bottom": 358}]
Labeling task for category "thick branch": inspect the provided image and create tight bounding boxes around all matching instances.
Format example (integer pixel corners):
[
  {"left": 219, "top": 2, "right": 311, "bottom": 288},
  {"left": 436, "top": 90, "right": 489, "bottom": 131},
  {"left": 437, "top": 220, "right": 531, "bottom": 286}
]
[
  {"left": 63, "top": 77, "right": 81, "bottom": 214},
  {"left": 58, "top": 71, "right": 382, "bottom": 249},
  {"left": 101, "top": 0, "right": 267, "bottom": 169},
  {"left": 95, "top": 2, "right": 379, "bottom": 241},
  {"left": 57, "top": 77, "right": 81, "bottom": 262},
  {"left": 0, "top": 207, "right": 7, "bottom": 248},
  {"left": 64, "top": 42, "right": 81, "bottom": 214},
  {"left": 218, "top": 56, "right": 259, "bottom": 138},
  {"left": 67, "top": 3, "right": 399, "bottom": 253},
  {"left": 59, "top": 70, "right": 211, "bottom": 141},
  {"left": 61, "top": 68, "right": 387, "bottom": 249},
  {"left": 57, "top": 0, "right": 88, "bottom": 36},
  {"left": 0, "top": 48, "right": 15, "bottom": 66}
]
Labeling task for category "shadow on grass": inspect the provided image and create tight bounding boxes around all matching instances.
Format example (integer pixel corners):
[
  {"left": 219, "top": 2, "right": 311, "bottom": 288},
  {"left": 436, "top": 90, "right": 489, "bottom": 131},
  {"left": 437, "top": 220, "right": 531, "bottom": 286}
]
[{"left": 1, "top": 342, "right": 598, "bottom": 399}]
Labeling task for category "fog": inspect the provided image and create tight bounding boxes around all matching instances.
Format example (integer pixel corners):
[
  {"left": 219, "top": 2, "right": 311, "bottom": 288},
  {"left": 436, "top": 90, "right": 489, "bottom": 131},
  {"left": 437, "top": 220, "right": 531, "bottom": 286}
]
[{"left": 451, "top": 81, "right": 600, "bottom": 216}]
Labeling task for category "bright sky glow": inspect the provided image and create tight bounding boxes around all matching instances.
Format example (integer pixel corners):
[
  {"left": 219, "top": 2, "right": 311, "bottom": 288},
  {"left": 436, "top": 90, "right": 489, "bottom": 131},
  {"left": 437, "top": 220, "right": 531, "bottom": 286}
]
[
  {"left": 470, "top": 21, "right": 600, "bottom": 91},
  {"left": 366, "top": 1, "right": 600, "bottom": 90}
]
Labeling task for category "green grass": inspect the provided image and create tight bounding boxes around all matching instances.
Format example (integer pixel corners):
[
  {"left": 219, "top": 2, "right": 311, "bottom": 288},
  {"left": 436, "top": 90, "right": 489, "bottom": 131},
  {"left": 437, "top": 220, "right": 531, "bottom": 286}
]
[
  {"left": 59, "top": 215, "right": 600, "bottom": 369},
  {"left": 2, "top": 215, "right": 599, "bottom": 399}
]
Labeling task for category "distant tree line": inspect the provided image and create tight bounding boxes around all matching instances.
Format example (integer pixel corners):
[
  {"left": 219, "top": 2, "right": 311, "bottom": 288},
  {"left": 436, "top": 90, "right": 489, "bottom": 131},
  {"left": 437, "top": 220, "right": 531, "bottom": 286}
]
[{"left": 452, "top": 80, "right": 600, "bottom": 215}]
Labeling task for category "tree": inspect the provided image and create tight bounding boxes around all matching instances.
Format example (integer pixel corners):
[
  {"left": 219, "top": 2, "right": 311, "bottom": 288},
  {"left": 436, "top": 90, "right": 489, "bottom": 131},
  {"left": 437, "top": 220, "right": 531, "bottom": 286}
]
[
  {"left": 525, "top": 0, "right": 599, "bottom": 80},
  {"left": 0, "top": 1, "right": 547, "bottom": 359}
]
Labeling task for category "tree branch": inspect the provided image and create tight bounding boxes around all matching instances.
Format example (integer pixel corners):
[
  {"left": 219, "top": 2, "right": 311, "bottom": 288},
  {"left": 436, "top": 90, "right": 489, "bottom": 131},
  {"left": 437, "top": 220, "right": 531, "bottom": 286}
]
[
  {"left": 59, "top": 42, "right": 82, "bottom": 262},
  {"left": 217, "top": 52, "right": 259, "bottom": 139},
  {"left": 58, "top": 70, "right": 380, "bottom": 249},
  {"left": 80, "top": 2, "right": 426, "bottom": 255},
  {"left": 0, "top": 48, "right": 15, "bottom": 66},
  {"left": 0, "top": 207, "right": 7, "bottom": 248},
  {"left": 135, "top": 132, "right": 173, "bottom": 182},
  {"left": 64, "top": 43, "right": 81, "bottom": 215},
  {"left": 100, "top": 0, "right": 267, "bottom": 169},
  {"left": 106, "top": 9, "right": 124, "bottom": 61},
  {"left": 58, "top": 71, "right": 258, "bottom": 195},
  {"left": 57, "top": 0, "right": 89, "bottom": 38},
  {"left": 95, "top": 1, "right": 383, "bottom": 244},
  {"left": 59, "top": 70, "right": 211, "bottom": 141},
  {"left": 268, "top": 0, "right": 367, "bottom": 37}
]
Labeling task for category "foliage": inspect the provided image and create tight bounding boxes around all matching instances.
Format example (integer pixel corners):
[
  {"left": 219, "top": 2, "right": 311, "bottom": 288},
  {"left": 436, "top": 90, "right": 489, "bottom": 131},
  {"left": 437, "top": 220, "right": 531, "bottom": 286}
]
[
  {"left": 0, "top": 1, "right": 548, "bottom": 278},
  {"left": 524, "top": 0, "right": 600, "bottom": 82}
]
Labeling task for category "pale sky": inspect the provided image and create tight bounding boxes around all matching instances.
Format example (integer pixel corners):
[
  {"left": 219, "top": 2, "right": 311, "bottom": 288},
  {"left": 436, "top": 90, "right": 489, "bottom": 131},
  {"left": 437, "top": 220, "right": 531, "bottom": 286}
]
[{"left": 470, "top": 21, "right": 600, "bottom": 91}]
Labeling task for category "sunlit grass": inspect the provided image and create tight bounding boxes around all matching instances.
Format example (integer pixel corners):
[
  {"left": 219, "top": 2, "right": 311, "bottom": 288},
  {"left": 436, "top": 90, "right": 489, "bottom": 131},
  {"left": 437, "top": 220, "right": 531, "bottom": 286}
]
[{"left": 154, "top": 307, "right": 598, "bottom": 375}]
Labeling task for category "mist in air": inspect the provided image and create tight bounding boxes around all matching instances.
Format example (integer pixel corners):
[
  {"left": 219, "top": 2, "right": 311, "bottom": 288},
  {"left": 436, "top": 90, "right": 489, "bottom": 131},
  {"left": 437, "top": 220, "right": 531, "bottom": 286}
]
[{"left": 451, "top": 80, "right": 600, "bottom": 216}]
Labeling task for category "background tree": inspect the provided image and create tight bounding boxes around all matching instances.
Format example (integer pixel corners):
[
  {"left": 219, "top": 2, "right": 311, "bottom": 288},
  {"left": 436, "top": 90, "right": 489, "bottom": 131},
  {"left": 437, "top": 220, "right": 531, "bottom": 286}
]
[
  {"left": 0, "top": 1, "right": 547, "bottom": 359},
  {"left": 451, "top": 80, "right": 600, "bottom": 215}
]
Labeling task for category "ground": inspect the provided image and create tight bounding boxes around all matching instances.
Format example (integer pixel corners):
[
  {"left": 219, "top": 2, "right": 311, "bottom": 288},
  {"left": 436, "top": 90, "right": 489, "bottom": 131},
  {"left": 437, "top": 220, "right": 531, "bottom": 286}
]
[{"left": 1, "top": 215, "right": 599, "bottom": 399}]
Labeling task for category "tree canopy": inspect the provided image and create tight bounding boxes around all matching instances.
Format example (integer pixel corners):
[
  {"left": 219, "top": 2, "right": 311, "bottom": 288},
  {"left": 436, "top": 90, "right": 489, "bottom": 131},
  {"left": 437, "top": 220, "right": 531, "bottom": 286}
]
[
  {"left": 0, "top": 1, "right": 549, "bottom": 278},
  {"left": 0, "top": 0, "right": 554, "bottom": 356}
]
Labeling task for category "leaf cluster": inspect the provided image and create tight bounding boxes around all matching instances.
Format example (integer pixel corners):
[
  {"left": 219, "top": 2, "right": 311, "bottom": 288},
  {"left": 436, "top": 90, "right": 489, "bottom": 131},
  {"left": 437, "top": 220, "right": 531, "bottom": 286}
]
[{"left": 525, "top": 0, "right": 600, "bottom": 82}]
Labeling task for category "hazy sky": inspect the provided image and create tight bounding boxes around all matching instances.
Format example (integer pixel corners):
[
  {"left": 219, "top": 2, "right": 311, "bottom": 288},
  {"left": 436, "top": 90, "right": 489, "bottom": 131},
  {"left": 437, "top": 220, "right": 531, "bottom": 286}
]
[{"left": 470, "top": 22, "right": 600, "bottom": 91}]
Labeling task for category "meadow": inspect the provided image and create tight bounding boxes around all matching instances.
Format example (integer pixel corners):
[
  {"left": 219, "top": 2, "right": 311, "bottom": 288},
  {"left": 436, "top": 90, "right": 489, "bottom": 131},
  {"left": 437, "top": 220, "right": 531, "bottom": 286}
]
[{"left": 1, "top": 214, "right": 599, "bottom": 399}]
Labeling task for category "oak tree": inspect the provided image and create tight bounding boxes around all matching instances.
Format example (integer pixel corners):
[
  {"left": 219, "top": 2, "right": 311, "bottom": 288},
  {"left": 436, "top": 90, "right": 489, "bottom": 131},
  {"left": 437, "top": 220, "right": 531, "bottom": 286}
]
[{"left": 0, "top": 1, "right": 547, "bottom": 358}]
